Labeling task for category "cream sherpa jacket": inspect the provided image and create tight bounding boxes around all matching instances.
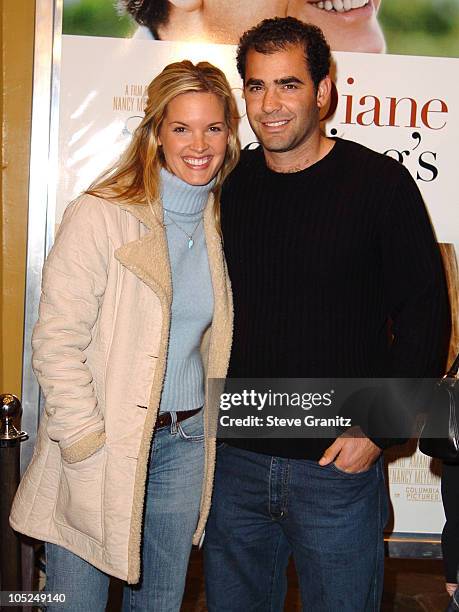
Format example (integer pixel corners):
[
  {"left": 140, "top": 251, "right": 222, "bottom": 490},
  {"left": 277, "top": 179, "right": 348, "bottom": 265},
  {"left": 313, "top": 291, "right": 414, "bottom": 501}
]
[{"left": 10, "top": 193, "right": 233, "bottom": 583}]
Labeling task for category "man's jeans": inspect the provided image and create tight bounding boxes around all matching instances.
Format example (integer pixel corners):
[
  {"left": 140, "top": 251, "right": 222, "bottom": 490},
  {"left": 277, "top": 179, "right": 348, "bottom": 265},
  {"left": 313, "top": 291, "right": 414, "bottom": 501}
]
[
  {"left": 447, "top": 586, "right": 459, "bottom": 611},
  {"left": 204, "top": 443, "right": 388, "bottom": 612},
  {"left": 44, "top": 409, "right": 204, "bottom": 612}
]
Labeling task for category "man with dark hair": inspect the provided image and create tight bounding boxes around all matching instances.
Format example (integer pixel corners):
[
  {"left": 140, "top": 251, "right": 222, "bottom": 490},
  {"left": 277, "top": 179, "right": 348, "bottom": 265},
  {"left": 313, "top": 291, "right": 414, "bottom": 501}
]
[
  {"left": 236, "top": 15, "right": 331, "bottom": 89},
  {"left": 203, "top": 16, "right": 450, "bottom": 611}
]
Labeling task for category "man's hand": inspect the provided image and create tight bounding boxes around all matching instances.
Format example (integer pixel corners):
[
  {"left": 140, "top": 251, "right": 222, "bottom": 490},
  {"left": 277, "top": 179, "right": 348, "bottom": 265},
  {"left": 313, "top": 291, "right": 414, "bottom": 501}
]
[{"left": 318, "top": 427, "right": 381, "bottom": 473}]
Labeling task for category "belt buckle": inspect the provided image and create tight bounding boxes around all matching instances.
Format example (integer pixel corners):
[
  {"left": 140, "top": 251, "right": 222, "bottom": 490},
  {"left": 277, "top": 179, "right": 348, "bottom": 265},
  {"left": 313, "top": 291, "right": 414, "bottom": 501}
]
[{"left": 156, "top": 413, "right": 169, "bottom": 430}]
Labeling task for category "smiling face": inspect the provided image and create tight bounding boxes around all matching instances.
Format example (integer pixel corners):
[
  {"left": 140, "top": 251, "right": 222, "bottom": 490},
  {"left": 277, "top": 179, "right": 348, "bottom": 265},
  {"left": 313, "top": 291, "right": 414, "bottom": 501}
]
[
  {"left": 158, "top": 0, "right": 384, "bottom": 51},
  {"left": 286, "top": 0, "right": 385, "bottom": 53},
  {"left": 244, "top": 45, "right": 330, "bottom": 161},
  {"left": 158, "top": 91, "right": 229, "bottom": 185}
]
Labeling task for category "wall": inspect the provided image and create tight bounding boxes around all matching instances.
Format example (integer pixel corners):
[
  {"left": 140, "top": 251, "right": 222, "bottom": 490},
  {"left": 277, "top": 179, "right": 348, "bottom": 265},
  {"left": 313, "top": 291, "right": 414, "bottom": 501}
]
[{"left": 0, "top": 0, "right": 35, "bottom": 397}]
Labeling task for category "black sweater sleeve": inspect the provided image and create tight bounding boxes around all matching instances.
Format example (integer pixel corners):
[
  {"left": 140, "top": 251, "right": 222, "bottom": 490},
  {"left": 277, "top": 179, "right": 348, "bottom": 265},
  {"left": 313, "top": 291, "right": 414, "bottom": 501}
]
[
  {"left": 367, "top": 164, "right": 451, "bottom": 448},
  {"left": 381, "top": 165, "right": 450, "bottom": 377}
]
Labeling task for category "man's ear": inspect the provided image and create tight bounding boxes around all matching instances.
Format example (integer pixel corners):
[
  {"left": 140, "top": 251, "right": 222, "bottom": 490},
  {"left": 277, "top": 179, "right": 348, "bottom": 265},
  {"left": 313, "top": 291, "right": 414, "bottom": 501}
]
[
  {"left": 316, "top": 75, "right": 332, "bottom": 110},
  {"left": 168, "top": 0, "right": 203, "bottom": 10}
]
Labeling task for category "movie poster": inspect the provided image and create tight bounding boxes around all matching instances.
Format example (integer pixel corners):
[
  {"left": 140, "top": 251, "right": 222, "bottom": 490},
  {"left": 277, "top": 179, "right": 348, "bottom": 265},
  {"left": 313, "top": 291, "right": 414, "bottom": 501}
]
[{"left": 57, "top": 0, "right": 459, "bottom": 536}]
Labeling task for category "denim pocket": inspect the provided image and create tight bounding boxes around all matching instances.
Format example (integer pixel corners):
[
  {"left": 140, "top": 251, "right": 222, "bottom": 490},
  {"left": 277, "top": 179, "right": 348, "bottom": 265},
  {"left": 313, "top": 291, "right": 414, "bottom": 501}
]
[
  {"left": 329, "top": 461, "right": 375, "bottom": 478},
  {"left": 177, "top": 410, "right": 204, "bottom": 442}
]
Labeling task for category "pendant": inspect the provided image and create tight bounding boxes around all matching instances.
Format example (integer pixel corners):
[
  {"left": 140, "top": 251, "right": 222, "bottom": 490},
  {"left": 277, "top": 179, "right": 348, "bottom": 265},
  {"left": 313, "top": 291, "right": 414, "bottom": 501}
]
[{"left": 188, "top": 238, "right": 194, "bottom": 249}]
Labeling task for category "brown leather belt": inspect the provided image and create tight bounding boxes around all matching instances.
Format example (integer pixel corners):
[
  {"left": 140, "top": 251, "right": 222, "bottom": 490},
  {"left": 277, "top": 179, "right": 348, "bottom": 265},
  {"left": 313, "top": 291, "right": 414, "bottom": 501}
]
[{"left": 154, "top": 406, "right": 202, "bottom": 430}]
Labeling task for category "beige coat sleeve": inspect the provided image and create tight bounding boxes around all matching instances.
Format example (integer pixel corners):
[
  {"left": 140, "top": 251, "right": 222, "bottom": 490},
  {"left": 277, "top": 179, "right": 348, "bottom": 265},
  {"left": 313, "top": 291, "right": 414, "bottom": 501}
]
[{"left": 32, "top": 195, "right": 109, "bottom": 463}]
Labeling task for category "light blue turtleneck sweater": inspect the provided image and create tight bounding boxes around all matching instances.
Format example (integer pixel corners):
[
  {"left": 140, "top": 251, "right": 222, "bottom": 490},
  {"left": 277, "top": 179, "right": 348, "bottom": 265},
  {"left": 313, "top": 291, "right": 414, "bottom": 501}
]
[{"left": 159, "top": 168, "right": 215, "bottom": 413}]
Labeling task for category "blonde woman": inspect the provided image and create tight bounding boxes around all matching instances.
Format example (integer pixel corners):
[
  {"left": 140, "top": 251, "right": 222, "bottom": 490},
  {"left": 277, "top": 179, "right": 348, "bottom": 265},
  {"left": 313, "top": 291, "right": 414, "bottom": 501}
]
[{"left": 10, "top": 60, "right": 239, "bottom": 611}]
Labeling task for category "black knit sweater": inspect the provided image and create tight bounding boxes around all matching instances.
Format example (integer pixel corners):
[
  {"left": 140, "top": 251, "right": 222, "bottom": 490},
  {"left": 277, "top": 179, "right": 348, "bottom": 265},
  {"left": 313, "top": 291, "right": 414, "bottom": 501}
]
[{"left": 221, "top": 138, "right": 451, "bottom": 460}]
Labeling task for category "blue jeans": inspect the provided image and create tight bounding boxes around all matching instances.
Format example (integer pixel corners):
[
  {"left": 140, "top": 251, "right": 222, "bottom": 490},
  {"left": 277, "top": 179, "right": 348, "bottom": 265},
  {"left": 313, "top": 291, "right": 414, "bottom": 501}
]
[
  {"left": 204, "top": 443, "right": 388, "bottom": 612},
  {"left": 447, "top": 586, "right": 459, "bottom": 612},
  {"left": 44, "top": 409, "right": 204, "bottom": 612}
]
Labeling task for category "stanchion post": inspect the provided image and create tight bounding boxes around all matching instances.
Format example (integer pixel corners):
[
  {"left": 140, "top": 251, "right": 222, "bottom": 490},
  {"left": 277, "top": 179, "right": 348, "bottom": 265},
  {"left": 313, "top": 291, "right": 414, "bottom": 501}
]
[{"left": 0, "top": 394, "right": 28, "bottom": 597}]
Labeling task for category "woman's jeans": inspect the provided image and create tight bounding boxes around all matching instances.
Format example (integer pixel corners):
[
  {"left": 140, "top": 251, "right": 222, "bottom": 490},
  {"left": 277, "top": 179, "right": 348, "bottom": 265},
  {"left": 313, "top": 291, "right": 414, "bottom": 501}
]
[
  {"left": 204, "top": 443, "right": 388, "bottom": 612},
  {"left": 44, "top": 409, "right": 204, "bottom": 612}
]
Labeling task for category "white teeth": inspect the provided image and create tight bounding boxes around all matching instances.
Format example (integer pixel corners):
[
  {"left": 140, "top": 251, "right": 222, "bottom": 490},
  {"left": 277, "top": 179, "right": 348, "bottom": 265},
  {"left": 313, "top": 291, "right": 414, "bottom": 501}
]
[
  {"left": 316, "top": 0, "right": 368, "bottom": 11},
  {"left": 183, "top": 157, "right": 210, "bottom": 166},
  {"left": 265, "top": 120, "right": 288, "bottom": 127}
]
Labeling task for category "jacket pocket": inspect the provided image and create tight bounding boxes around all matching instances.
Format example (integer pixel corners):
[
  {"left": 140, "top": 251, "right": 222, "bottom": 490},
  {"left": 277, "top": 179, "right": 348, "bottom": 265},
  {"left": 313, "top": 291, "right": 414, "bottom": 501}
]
[{"left": 54, "top": 446, "right": 106, "bottom": 543}]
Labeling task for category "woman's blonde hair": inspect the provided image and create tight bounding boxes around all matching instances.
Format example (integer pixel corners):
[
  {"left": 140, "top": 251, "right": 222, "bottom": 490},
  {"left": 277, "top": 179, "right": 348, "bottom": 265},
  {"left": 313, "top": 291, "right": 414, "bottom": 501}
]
[{"left": 87, "top": 60, "right": 240, "bottom": 228}]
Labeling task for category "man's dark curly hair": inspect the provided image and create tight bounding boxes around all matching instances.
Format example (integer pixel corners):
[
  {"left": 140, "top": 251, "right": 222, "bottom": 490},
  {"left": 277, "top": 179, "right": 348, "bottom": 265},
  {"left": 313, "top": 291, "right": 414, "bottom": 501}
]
[
  {"left": 237, "top": 17, "right": 331, "bottom": 91},
  {"left": 118, "top": 1, "right": 169, "bottom": 39}
]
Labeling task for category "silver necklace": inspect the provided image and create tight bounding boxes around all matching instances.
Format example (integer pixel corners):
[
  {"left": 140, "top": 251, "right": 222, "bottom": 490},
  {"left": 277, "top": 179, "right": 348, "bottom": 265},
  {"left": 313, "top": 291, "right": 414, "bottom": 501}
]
[{"left": 163, "top": 211, "right": 202, "bottom": 249}]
